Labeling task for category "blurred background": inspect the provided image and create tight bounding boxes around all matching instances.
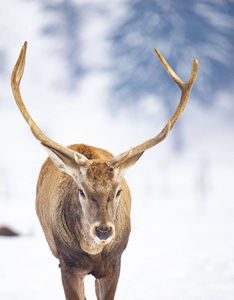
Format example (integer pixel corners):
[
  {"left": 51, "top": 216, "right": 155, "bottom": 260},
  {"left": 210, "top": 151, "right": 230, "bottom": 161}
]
[{"left": 0, "top": 0, "right": 234, "bottom": 299}]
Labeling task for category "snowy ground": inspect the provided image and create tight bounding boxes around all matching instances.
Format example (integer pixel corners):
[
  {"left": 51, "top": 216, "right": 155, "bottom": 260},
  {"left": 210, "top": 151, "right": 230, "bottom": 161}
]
[
  {"left": 1, "top": 148, "right": 234, "bottom": 299},
  {"left": 1, "top": 0, "right": 234, "bottom": 299},
  {"left": 1, "top": 181, "right": 234, "bottom": 300}
]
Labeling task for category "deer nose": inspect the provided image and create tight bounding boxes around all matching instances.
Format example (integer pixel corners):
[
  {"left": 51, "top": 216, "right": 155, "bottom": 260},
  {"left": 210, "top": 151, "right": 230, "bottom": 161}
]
[
  {"left": 90, "top": 222, "right": 115, "bottom": 244},
  {"left": 95, "top": 227, "right": 112, "bottom": 240}
]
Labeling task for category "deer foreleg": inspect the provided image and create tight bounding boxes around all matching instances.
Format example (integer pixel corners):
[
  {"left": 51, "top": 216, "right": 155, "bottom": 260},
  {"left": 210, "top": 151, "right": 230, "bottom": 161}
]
[
  {"left": 60, "top": 265, "right": 86, "bottom": 300},
  {"left": 95, "top": 261, "right": 121, "bottom": 300}
]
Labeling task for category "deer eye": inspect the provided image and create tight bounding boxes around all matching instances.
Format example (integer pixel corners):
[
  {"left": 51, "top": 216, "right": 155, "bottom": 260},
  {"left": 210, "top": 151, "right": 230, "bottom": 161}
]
[
  {"left": 116, "top": 189, "right": 122, "bottom": 197},
  {"left": 78, "top": 189, "right": 85, "bottom": 198}
]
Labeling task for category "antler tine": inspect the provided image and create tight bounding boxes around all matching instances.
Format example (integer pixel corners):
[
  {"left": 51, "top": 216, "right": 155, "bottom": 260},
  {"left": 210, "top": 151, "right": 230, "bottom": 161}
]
[
  {"left": 11, "top": 42, "right": 30, "bottom": 124},
  {"left": 11, "top": 42, "right": 86, "bottom": 163},
  {"left": 155, "top": 49, "right": 198, "bottom": 130},
  {"left": 132, "top": 49, "right": 198, "bottom": 153},
  {"left": 109, "top": 49, "right": 198, "bottom": 166}
]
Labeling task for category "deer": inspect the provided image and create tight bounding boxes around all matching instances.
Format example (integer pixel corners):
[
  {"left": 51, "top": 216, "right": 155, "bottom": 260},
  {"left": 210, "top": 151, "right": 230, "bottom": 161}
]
[{"left": 11, "top": 42, "right": 198, "bottom": 300}]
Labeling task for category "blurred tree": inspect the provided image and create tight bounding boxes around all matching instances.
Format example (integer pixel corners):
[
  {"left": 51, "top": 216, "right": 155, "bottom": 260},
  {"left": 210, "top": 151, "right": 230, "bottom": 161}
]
[
  {"left": 40, "top": 0, "right": 85, "bottom": 89},
  {"left": 36, "top": 0, "right": 234, "bottom": 113},
  {"left": 109, "top": 0, "right": 234, "bottom": 108}
]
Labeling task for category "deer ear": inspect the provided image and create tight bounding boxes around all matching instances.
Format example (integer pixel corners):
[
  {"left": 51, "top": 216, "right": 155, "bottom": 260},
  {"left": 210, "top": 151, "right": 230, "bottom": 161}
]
[
  {"left": 111, "top": 151, "right": 144, "bottom": 179},
  {"left": 41, "top": 144, "right": 90, "bottom": 178}
]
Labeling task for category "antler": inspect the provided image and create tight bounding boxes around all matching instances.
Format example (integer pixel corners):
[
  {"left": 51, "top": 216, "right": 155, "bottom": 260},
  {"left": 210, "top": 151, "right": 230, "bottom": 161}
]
[
  {"left": 109, "top": 49, "right": 198, "bottom": 166},
  {"left": 11, "top": 41, "right": 89, "bottom": 165},
  {"left": 11, "top": 42, "right": 198, "bottom": 173}
]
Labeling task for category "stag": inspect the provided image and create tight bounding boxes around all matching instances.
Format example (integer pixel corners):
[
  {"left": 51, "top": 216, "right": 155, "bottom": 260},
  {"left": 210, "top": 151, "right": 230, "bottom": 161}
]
[{"left": 11, "top": 42, "right": 198, "bottom": 300}]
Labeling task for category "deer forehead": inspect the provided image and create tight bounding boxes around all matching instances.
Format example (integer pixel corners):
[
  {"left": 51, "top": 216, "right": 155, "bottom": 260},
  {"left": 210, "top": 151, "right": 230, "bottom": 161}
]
[{"left": 84, "top": 162, "right": 116, "bottom": 188}]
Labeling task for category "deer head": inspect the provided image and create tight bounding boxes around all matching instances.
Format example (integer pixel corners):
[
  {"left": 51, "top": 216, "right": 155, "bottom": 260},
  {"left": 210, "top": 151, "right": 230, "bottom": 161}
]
[{"left": 11, "top": 42, "right": 198, "bottom": 245}]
